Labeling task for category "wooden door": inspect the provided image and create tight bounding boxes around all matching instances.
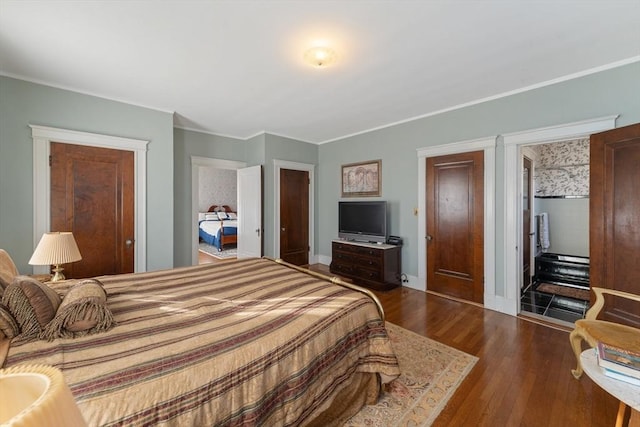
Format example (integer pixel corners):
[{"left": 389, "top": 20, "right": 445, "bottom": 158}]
[
  {"left": 522, "top": 156, "right": 533, "bottom": 289},
  {"left": 237, "top": 165, "right": 263, "bottom": 259},
  {"left": 279, "top": 169, "right": 309, "bottom": 265},
  {"left": 590, "top": 123, "right": 640, "bottom": 328},
  {"left": 51, "top": 143, "right": 134, "bottom": 279},
  {"left": 426, "top": 151, "right": 484, "bottom": 303}
]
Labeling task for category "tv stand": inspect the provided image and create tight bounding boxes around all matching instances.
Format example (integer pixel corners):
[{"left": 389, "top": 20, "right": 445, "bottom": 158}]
[{"left": 330, "top": 240, "right": 401, "bottom": 291}]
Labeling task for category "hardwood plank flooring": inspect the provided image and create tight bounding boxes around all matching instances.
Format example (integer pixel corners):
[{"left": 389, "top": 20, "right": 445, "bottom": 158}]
[
  {"left": 308, "top": 263, "right": 618, "bottom": 427},
  {"left": 203, "top": 257, "right": 618, "bottom": 426}
]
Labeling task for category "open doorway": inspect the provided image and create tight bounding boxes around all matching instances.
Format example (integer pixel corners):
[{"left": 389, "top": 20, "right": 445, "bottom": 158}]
[
  {"left": 197, "top": 167, "right": 238, "bottom": 263},
  {"left": 502, "top": 116, "right": 617, "bottom": 319},
  {"left": 190, "top": 157, "right": 246, "bottom": 265},
  {"left": 518, "top": 139, "right": 590, "bottom": 325}
]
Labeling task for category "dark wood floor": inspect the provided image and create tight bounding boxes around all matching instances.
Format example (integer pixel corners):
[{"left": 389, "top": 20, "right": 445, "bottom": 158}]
[
  {"left": 311, "top": 263, "right": 618, "bottom": 427},
  {"left": 200, "top": 253, "right": 619, "bottom": 426}
]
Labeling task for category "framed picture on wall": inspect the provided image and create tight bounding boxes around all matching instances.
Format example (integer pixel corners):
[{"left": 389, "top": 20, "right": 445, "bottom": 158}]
[{"left": 341, "top": 159, "right": 381, "bottom": 197}]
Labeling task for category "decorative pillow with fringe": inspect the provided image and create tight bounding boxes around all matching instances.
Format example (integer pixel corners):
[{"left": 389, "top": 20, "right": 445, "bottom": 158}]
[
  {"left": 1, "top": 275, "right": 61, "bottom": 339},
  {"left": 0, "top": 302, "right": 20, "bottom": 339},
  {"left": 0, "top": 249, "right": 19, "bottom": 297},
  {"left": 42, "top": 278, "right": 116, "bottom": 341}
]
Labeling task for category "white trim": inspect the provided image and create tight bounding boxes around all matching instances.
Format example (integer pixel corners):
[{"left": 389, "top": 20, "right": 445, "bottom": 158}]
[
  {"left": 190, "top": 156, "right": 247, "bottom": 265},
  {"left": 273, "top": 160, "right": 315, "bottom": 262},
  {"left": 416, "top": 136, "right": 497, "bottom": 311},
  {"left": 3, "top": 72, "right": 175, "bottom": 115},
  {"left": 502, "top": 115, "right": 619, "bottom": 146},
  {"left": 30, "top": 125, "right": 148, "bottom": 274},
  {"left": 501, "top": 115, "right": 618, "bottom": 316},
  {"left": 321, "top": 58, "right": 639, "bottom": 145}
]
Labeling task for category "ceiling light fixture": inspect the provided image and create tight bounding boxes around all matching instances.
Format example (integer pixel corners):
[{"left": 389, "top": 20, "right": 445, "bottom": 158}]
[{"left": 304, "top": 46, "right": 337, "bottom": 68}]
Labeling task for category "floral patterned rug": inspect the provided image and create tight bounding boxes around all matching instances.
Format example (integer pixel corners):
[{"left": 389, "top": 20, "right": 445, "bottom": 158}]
[{"left": 345, "top": 322, "right": 478, "bottom": 427}]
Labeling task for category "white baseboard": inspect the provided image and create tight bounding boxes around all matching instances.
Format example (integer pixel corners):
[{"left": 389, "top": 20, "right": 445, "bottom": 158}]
[
  {"left": 317, "top": 254, "right": 332, "bottom": 266},
  {"left": 484, "top": 294, "right": 518, "bottom": 316}
]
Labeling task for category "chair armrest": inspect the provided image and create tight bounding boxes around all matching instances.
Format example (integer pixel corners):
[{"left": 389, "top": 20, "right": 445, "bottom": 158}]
[{"left": 586, "top": 287, "right": 640, "bottom": 320}]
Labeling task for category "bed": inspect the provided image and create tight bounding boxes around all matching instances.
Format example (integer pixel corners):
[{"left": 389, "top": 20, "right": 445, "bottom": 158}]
[
  {"left": 2, "top": 257, "right": 400, "bottom": 426},
  {"left": 199, "top": 204, "right": 238, "bottom": 251}
]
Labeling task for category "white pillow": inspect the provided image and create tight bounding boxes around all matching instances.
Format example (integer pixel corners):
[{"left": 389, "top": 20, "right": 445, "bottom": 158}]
[
  {"left": 205, "top": 213, "right": 218, "bottom": 221},
  {"left": 217, "top": 212, "right": 229, "bottom": 220},
  {"left": 227, "top": 212, "right": 237, "bottom": 220}
]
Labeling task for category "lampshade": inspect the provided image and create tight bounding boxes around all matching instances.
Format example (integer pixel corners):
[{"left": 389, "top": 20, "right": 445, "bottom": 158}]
[
  {"left": 29, "top": 232, "right": 82, "bottom": 281},
  {"left": 0, "top": 364, "right": 87, "bottom": 426},
  {"left": 304, "top": 46, "right": 337, "bottom": 68}
]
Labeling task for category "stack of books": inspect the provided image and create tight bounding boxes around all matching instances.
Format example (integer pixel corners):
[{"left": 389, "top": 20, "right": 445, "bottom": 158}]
[{"left": 596, "top": 341, "right": 640, "bottom": 386}]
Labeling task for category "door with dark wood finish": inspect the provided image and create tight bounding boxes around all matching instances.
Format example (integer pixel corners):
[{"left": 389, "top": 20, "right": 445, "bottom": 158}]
[
  {"left": 426, "top": 151, "right": 484, "bottom": 303},
  {"left": 51, "top": 143, "right": 135, "bottom": 279},
  {"left": 522, "top": 156, "right": 533, "bottom": 290},
  {"left": 590, "top": 123, "right": 640, "bottom": 328},
  {"left": 279, "top": 169, "right": 309, "bottom": 266}
]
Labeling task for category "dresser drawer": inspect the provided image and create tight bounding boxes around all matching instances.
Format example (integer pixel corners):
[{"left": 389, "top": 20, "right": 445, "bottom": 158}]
[
  {"left": 355, "top": 267, "right": 381, "bottom": 282},
  {"left": 354, "top": 255, "right": 382, "bottom": 270},
  {"left": 330, "top": 261, "right": 355, "bottom": 275},
  {"left": 330, "top": 240, "right": 401, "bottom": 291},
  {"left": 332, "top": 250, "right": 357, "bottom": 264}
]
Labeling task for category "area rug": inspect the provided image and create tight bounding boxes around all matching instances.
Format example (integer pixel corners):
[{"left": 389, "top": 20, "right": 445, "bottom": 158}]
[
  {"left": 536, "top": 282, "right": 590, "bottom": 301},
  {"left": 198, "top": 242, "right": 237, "bottom": 259},
  {"left": 345, "top": 322, "right": 478, "bottom": 427}
]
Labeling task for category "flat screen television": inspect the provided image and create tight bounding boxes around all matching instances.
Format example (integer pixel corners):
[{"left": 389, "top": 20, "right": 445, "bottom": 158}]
[{"left": 338, "top": 201, "right": 387, "bottom": 243}]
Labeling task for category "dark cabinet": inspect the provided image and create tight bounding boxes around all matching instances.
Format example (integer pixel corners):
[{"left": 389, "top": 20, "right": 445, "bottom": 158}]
[
  {"left": 330, "top": 240, "right": 401, "bottom": 291},
  {"left": 535, "top": 253, "right": 589, "bottom": 289}
]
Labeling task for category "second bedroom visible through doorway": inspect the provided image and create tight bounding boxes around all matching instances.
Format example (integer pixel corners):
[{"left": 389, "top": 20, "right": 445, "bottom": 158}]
[{"left": 197, "top": 166, "right": 238, "bottom": 261}]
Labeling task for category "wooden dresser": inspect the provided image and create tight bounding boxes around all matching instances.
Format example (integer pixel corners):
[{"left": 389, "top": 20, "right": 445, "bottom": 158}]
[{"left": 330, "top": 240, "right": 401, "bottom": 291}]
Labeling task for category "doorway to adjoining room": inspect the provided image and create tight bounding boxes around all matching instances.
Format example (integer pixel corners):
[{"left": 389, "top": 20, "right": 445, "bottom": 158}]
[
  {"left": 519, "top": 139, "right": 590, "bottom": 326},
  {"left": 197, "top": 166, "right": 238, "bottom": 264}
]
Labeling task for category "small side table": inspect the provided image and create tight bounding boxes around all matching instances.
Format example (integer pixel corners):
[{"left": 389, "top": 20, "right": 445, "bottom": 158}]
[{"left": 581, "top": 348, "right": 640, "bottom": 427}]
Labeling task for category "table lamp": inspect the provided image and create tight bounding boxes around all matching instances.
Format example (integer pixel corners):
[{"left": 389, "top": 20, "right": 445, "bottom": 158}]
[
  {"left": 29, "top": 232, "right": 82, "bottom": 282},
  {"left": 0, "top": 364, "right": 87, "bottom": 426}
]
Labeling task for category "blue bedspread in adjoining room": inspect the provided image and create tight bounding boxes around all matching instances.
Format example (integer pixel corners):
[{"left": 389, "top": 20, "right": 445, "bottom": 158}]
[{"left": 199, "top": 219, "right": 238, "bottom": 250}]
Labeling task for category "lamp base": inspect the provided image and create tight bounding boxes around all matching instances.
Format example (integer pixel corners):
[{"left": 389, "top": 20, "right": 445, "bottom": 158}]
[{"left": 51, "top": 265, "right": 65, "bottom": 282}]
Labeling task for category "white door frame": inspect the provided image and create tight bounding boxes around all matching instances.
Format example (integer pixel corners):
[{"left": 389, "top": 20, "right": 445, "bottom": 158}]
[
  {"left": 273, "top": 159, "right": 315, "bottom": 263},
  {"left": 502, "top": 115, "right": 618, "bottom": 316},
  {"left": 190, "top": 156, "right": 247, "bottom": 265},
  {"left": 416, "top": 136, "right": 497, "bottom": 309},
  {"left": 521, "top": 147, "right": 538, "bottom": 288},
  {"left": 31, "top": 125, "right": 148, "bottom": 274}
]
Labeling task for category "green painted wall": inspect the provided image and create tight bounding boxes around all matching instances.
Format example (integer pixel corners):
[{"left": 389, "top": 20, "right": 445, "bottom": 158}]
[
  {"left": 0, "top": 76, "right": 174, "bottom": 273},
  {"left": 3, "top": 61, "right": 638, "bottom": 299},
  {"left": 173, "top": 128, "right": 248, "bottom": 267},
  {"left": 534, "top": 198, "right": 589, "bottom": 257},
  {"left": 317, "top": 62, "right": 640, "bottom": 297},
  {"left": 264, "top": 133, "right": 319, "bottom": 257},
  {"left": 172, "top": 129, "right": 318, "bottom": 266}
]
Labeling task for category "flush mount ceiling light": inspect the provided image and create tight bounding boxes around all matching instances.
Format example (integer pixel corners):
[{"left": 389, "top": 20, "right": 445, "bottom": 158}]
[{"left": 304, "top": 46, "right": 337, "bottom": 68}]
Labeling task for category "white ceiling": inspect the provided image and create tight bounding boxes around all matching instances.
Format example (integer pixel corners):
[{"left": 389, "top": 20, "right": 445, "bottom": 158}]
[{"left": 1, "top": 1, "right": 639, "bottom": 144}]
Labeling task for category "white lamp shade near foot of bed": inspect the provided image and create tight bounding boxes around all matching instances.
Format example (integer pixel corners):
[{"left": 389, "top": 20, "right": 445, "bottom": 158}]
[{"left": 0, "top": 364, "right": 86, "bottom": 426}]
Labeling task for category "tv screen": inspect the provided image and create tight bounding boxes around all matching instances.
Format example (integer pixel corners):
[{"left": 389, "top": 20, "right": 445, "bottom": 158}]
[{"left": 338, "top": 201, "right": 387, "bottom": 243}]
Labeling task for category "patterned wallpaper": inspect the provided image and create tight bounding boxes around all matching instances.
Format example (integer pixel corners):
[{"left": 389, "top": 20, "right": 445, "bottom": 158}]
[
  {"left": 533, "top": 138, "right": 589, "bottom": 198},
  {"left": 198, "top": 167, "right": 237, "bottom": 212}
]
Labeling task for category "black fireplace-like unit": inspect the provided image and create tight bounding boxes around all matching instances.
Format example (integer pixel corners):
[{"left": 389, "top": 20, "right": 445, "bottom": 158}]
[{"left": 534, "top": 252, "right": 590, "bottom": 290}]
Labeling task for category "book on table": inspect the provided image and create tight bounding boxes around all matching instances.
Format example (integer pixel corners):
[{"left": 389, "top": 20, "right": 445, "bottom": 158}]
[
  {"left": 596, "top": 341, "right": 640, "bottom": 381},
  {"left": 603, "top": 367, "right": 640, "bottom": 386}
]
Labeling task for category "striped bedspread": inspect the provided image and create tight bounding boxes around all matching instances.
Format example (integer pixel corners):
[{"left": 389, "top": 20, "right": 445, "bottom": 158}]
[{"left": 5, "top": 258, "right": 400, "bottom": 426}]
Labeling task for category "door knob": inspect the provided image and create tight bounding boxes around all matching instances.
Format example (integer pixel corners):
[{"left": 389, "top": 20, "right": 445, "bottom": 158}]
[
  {"left": 255, "top": 228, "right": 261, "bottom": 236},
  {"left": 281, "top": 227, "right": 286, "bottom": 232},
  {"left": 426, "top": 235, "right": 433, "bottom": 241},
  {"left": 125, "top": 239, "right": 133, "bottom": 248}
]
